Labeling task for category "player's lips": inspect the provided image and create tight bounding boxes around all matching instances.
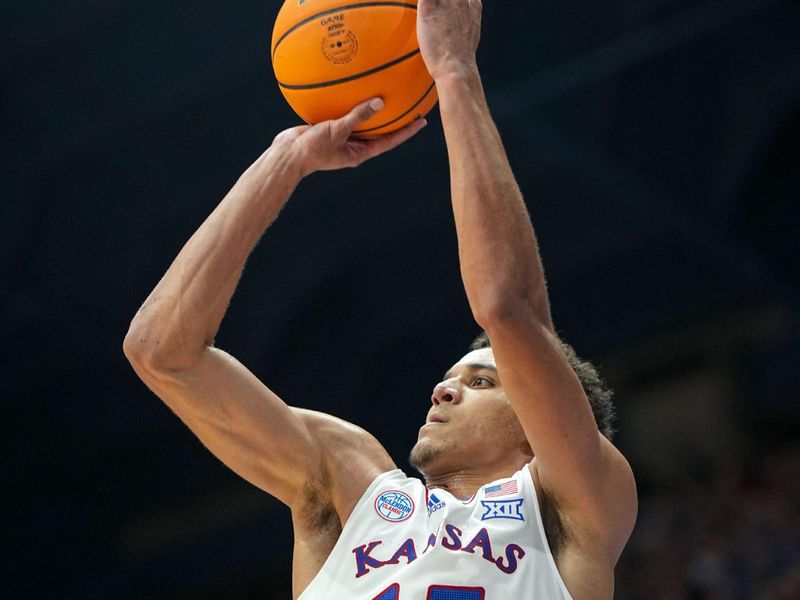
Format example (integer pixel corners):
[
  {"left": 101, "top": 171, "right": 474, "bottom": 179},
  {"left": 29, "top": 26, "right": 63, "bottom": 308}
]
[{"left": 426, "top": 413, "right": 448, "bottom": 424}]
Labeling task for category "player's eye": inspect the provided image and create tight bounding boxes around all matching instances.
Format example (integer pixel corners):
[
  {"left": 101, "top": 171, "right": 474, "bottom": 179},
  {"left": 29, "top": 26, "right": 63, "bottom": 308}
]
[{"left": 472, "top": 376, "right": 493, "bottom": 387}]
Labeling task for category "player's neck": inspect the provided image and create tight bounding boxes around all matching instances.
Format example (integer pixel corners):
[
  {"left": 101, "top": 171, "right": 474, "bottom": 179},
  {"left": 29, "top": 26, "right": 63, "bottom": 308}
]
[{"left": 423, "top": 461, "right": 528, "bottom": 501}]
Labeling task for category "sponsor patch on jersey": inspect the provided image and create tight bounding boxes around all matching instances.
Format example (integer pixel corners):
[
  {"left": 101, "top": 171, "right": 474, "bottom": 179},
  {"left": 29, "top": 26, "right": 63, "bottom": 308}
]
[
  {"left": 426, "top": 492, "right": 445, "bottom": 516},
  {"left": 480, "top": 498, "right": 525, "bottom": 521},
  {"left": 374, "top": 489, "right": 415, "bottom": 522},
  {"left": 484, "top": 479, "right": 518, "bottom": 498}
]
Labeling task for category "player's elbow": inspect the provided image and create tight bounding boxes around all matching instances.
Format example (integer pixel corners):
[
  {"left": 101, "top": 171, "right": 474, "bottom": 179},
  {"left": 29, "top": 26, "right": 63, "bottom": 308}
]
[
  {"left": 470, "top": 292, "right": 530, "bottom": 331},
  {"left": 123, "top": 315, "right": 199, "bottom": 377},
  {"left": 469, "top": 281, "right": 551, "bottom": 333},
  {"left": 123, "top": 320, "right": 164, "bottom": 377}
]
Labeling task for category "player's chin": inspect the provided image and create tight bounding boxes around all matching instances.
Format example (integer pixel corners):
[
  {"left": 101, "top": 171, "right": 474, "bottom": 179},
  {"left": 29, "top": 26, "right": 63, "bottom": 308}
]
[{"left": 408, "top": 438, "right": 439, "bottom": 472}]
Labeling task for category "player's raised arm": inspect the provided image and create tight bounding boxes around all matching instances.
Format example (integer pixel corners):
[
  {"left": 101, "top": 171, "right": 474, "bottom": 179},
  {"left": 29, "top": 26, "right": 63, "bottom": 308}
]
[
  {"left": 417, "top": 0, "right": 636, "bottom": 564},
  {"left": 123, "top": 102, "right": 422, "bottom": 508}
]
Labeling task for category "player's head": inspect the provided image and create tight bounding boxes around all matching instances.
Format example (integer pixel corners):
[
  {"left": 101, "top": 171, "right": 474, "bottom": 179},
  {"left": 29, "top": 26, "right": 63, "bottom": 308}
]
[
  {"left": 409, "top": 332, "right": 615, "bottom": 478},
  {"left": 409, "top": 342, "right": 531, "bottom": 478}
]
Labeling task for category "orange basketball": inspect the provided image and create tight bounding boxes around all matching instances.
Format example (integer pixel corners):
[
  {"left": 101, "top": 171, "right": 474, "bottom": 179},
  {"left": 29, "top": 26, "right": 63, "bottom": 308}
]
[{"left": 271, "top": 0, "right": 437, "bottom": 137}]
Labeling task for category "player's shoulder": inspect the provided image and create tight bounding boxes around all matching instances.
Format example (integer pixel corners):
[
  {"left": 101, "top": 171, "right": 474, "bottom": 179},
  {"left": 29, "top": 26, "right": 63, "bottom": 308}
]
[
  {"left": 293, "top": 408, "right": 396, "bottom": 471},
  {"left": 294, "top": 408, "right": 387, "bottom": 449}
]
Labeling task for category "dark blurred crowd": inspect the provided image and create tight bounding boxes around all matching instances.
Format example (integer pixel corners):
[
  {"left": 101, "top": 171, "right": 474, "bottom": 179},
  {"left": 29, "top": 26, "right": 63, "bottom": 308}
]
[{"left": 616, "top": 444, "right": 800, "bottom": 599}]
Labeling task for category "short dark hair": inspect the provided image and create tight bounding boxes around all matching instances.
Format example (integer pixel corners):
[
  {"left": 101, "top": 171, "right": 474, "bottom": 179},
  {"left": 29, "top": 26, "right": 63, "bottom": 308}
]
[{"left": 470, "top": 331, "right": 616, "bottom": 440}]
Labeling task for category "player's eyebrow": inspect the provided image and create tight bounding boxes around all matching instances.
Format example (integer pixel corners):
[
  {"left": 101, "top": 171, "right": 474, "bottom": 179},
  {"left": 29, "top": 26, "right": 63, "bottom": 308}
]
[{"left": 442, "top": 363, "right": 498, "bottom": 382}]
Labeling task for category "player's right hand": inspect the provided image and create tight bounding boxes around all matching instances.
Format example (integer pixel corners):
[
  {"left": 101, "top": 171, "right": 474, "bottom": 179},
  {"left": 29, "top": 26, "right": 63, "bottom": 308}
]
[{"left": 274, "top": 98, "right": 427, "bottom": 177}]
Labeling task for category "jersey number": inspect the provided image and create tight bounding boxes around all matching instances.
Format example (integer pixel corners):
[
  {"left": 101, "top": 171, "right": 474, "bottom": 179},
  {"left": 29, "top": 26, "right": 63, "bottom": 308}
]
[{"left": 373, "top": 583, "right": 486, "bottom": 599}]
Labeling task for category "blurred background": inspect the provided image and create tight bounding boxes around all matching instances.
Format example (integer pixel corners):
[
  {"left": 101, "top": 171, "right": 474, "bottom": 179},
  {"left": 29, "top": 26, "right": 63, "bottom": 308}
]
[{"left": 3, "top": 0, "right": 799, "bottom": 598}]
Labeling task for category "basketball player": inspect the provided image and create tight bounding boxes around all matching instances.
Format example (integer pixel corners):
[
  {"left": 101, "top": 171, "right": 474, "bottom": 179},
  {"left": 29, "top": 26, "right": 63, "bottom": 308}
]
[{"left": 124, "top": 0, "right": 637, "bottom": 597}]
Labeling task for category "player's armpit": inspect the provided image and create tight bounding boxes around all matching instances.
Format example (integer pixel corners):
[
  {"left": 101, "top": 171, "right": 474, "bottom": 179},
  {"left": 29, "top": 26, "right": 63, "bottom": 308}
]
[
  {"left": 127, "top": 346, "right": 325, "bottom": 507},
  {"left": 534, "top": 439, "right": 637, "bottom": 566}
]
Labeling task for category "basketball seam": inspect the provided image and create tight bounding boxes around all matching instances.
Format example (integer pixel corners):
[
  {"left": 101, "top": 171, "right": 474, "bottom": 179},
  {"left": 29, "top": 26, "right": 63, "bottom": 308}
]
[
  {"left": 352, "top": 80, "right": 435, "bottom": 134},
  {"left": 271, "top": 2, "right": 418, "bottom": 60},
  {"left": 277, "top": 48, "right": 421, "bottom": 90}
]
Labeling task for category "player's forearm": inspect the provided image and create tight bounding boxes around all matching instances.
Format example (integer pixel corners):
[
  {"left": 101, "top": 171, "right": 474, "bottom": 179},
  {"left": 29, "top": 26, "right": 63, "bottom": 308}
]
[
  {"left": 437, "top": 73, "right": 553, "bottom": 329},
  {"left": 125, "top": 143, "right": 303, "bottom": 371}
]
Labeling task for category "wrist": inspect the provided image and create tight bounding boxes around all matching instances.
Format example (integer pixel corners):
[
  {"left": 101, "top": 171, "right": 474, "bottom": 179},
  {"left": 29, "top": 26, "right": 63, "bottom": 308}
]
[
  {"left": 284, "top": 142, "right": 313, "bottom": 181},
  {"left": 432, "top": 61, "right": 480, "bottom": 84},
  {"left": 265, "top": 128, "right": 314, "bottom": 180},
  {"left": 238, "top": 138, "right": 305, "bottom": 201},
  {"left": 434, "top": 70, "right": 486, "bottom": 116},
  {"left": 434, "top": 66, "right": 483, "bottom": 97}
]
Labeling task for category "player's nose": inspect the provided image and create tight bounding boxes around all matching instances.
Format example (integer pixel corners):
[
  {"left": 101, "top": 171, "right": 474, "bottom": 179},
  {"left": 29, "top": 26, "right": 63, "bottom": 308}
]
[{"left": 431, "top": 380, "right": 461, "bottom": 405}]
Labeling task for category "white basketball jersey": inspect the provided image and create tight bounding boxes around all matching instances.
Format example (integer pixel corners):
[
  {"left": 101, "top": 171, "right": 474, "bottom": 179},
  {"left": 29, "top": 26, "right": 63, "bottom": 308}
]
[{"left": 298, "top": 465, "right": 573, "bottom": 599}]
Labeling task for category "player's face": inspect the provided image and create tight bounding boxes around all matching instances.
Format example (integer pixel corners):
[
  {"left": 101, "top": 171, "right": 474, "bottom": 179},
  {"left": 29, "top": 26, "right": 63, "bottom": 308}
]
[{"left": 409, "top": 347, "right": 528, "bottom": 475}]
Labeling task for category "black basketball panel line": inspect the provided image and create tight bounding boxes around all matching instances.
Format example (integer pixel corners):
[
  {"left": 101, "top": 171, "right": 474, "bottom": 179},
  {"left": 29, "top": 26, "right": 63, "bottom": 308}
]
[{"left": 277, "top": 48, "right": 422, "bottom": 90}]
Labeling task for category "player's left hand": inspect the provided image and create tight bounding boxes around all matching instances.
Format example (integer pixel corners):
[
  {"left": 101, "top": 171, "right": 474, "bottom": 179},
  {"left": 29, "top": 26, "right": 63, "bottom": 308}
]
[
  {"left": 417, "top": 0, "right": 482, "bottom": 82},
  {"left": 274, "top": 98, "right": 427, "bottom": 176}
]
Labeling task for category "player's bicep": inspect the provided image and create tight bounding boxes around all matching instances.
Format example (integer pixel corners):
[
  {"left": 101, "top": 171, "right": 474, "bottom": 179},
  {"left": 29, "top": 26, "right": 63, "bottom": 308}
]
[{"left": 134, "top": 347, "right": 321, "bottom": 506}]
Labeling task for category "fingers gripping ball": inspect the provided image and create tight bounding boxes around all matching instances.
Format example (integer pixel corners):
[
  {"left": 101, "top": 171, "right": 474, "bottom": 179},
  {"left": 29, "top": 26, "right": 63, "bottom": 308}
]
[{"left": 271, "top": 0, "right": 438, "bottom": 137}]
